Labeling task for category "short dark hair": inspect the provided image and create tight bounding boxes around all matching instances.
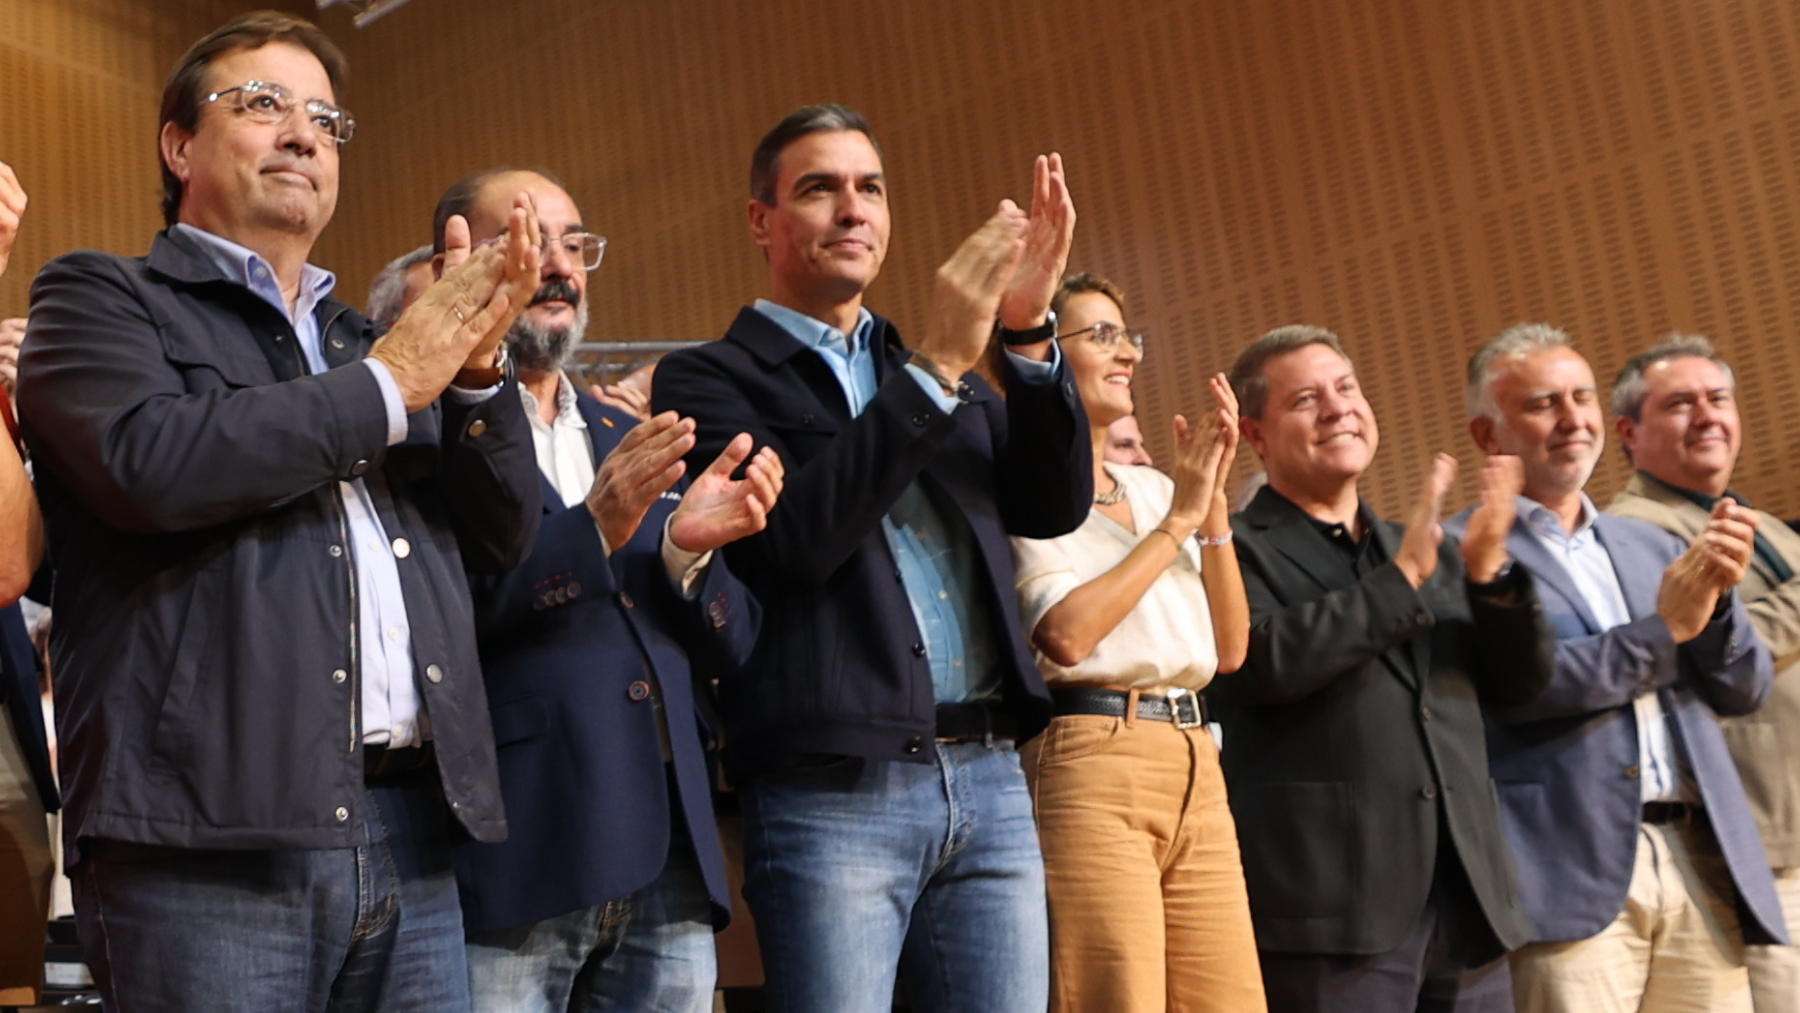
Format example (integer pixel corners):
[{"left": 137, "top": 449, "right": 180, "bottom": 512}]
[
  {"left": 431, "top": 167, "right": 570, "bottom": 254},
  {"left": 1052, "top": 272, "right": 1127, "bottom": 320},
  {"left": 750, "top": 104, "right": 880, "bottom": 205},
  {"left": 159, "top": 11, "right": 348, "bottom": 227},
  {"left": 1227, "top": 325, "right": 1353, "bottom": 420}
]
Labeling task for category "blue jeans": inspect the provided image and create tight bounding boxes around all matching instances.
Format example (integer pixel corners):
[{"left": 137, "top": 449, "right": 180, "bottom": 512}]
[
  {"left": 741, "top": 741, "right": 1049, "bottom": 1013},
  {"left": 72, "top": 781, "right": 469, "bottom": 1013},
  {"left": 464, "top": 848, "right": 715, "bottom": 1013}
]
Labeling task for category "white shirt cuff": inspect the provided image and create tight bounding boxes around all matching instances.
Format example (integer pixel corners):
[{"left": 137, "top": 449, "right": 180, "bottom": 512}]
[
  {"left": 362, "top": 358, "right": 411, "bottom": 447},
  {"left": 661, "top": 514, "right": 713, "bottom": 600}
]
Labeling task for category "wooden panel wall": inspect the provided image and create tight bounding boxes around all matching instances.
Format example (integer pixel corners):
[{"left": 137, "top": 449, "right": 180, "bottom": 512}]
[{"left": 14, "top": 0, "right": 1800, "bottom": 517}]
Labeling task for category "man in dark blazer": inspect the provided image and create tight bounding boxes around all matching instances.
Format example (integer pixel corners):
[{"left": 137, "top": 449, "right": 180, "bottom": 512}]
[
  {"left": 440, "top": 169, "right": 780, "bottom": 1013},
  {"left": 1212, "top": 325, "right": 1556, "bottom": 1013},
  {"left": 1454, "top": 324, "right": 1783, "bottom": 1013},
  {"left": 652, "top": 105, "right": 1089, "bottom": 1013}
]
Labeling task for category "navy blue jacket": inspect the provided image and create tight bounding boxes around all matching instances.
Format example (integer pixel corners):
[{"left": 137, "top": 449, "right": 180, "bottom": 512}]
[
  {"left": 1451, "top": 508, "right": 1787, "bottom": 945},
  {"left": 19, "top": 230, "right": 540, "bottom": 861},
  {"left": 651, "top": 307, "right": 1091, "bottom": 779},
  {"left": 453, "top": 395, "right": 755, "bottom": 933}
]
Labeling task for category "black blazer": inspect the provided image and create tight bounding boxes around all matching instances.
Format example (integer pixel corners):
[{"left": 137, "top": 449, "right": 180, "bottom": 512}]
[
  {"left": 1210, "top": 487, "right": 1554, "bottom": 956},
  {"left": 453, "top": 395, "right": 756, "bottom": 933},
  {"left": 651, "top": 307, "right": 1091, "bottom": 779}
]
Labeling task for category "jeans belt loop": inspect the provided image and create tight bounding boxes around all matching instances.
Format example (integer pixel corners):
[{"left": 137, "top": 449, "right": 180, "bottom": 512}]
[{"left": 1124, "top": 687, "right": 1141, "bottom": 728}]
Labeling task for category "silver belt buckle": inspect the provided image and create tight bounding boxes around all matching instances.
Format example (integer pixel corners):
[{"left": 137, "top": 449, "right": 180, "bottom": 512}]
[{"left": 1167, "top": 688, "right": 1204, "bottom": 729}]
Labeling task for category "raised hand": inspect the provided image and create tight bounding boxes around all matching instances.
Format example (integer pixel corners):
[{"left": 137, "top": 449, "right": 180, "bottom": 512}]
[
  {"left": 1395, "top": 453, "right": 1457, "bottom": 588},
  {"left": 996, "top": 153, "right": 1075, "bottom": 333},
  {"left": 1161, "top": 411, "right": 1230, "bottom": 540},
  {"left": 1459, "top": 455, "right": 1522, "bottom": 583},
  {"left": 915, "top": 203, "right": 1029, "bottom": 382},
  {"left": 586, "top": 411, "right": 696, "bottom": 551},
  {"left": 1695, "top": 498, "right": 1757, "bottom": 593},
  {"left": 1203, "top": 373, "right": 1240, "bottom": 523},
  {"left": 591, "top": 381, "right": 652, "bottom": 421},
  {"left": 0, "top": 161, "right": 24, "bottom": 281},
  {"left": 668, "top": 433, "right": 786, "bottom": 554},
  {"left": 369, "top": 194, "right": 541, "bottom": 411}
]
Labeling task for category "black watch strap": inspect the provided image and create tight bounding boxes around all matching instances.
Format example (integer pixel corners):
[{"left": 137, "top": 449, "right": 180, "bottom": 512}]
[{"left": 997, "top": 311, "right": 1057, "bottom": 346}]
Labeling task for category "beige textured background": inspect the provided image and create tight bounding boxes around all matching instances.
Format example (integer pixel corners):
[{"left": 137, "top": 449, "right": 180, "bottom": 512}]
[{"left": 7, "top": 0, "right": 1800, "bottom": 518}]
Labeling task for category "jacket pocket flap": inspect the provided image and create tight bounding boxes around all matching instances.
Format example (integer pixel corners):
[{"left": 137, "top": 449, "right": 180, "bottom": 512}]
[{"left": 489, "top": 698, "right": 550, "bottom": 746}]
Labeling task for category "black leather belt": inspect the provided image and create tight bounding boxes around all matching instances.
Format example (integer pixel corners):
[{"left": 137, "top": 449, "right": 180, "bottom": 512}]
[
  {"left": 1642, "top": 801, "right": 1704, "bottom": 826},
  {"left": 935, "top": 702, "right": 1018, "bottom": 744},
  {"left": 1052, "top": 687, "right": 1209, "bottom": 729},
  {"left": 364, "top": 740, "right": 436, "bottom": 784}
]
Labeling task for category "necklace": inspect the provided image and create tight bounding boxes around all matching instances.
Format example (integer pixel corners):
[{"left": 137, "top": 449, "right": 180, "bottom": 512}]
[{"left": 1094, "top": 467, "right": 1128, "bottom": 506}]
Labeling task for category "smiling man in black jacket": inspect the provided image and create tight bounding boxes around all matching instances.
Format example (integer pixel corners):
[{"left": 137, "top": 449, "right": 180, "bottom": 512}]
[{"left": 17, "top": 13, "right": 541, "bottom": 1013}]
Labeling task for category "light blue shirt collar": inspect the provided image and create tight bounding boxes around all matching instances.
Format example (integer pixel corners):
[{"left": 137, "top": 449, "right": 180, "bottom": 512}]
[
  {"left": 754, "top": 298, "right": 874, "bottom": 355},
  {"left": 1518, "top": 492, "right": 1601, "bottom": 545},
  {"left": 173, "top": 222, "right": 336, "bottom": 324}
]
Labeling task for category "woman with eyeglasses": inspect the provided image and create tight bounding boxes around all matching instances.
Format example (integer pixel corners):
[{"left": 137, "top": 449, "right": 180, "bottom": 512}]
[{"left": 1011, "top": 273, "right": 1264, "bottom": 1012}]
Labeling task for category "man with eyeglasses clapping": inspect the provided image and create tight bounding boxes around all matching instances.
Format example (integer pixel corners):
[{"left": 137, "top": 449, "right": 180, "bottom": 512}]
[{"left": 17, "top": 13, "right": 543, "bottom": 1012}]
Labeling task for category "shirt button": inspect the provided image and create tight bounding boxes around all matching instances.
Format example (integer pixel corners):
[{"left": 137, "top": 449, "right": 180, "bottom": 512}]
[
  {"left": 627, "top": 680, "right": 651, "bottom": 702},
  {"left": 329, "top": 545, "right": 344, "bottom": 558},
  {"left": 1625, "top": 765, "right": 1641, "bottom": 779},
  {"left": 331, "top": 668, "right": 347, "bottom": 684},
  {"left": 391, "top": 537, "right": 411, "bottom": 559},
  {"left": 387, "top": 627, "right": 400, "bottom": 641},
  {"left": 334, "top": 806, "right": 349, "bottom": 822},
  {"left": 468, "top": 419, "right": 488, "bottom": 438},
  {"left": 425, "top": 663, "right": 444, "bottom": 684},
  {"left": 912, "top": 643, "right": 926, "bottom": 657}
]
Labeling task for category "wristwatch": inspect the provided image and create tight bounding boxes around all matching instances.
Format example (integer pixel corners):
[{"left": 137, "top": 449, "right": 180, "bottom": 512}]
[
  {"left": 996, "top": 311, "right": 1057, "bottom": 346},
  {"left": 454, "top": 343, "right": 511, "bottom": 388}
]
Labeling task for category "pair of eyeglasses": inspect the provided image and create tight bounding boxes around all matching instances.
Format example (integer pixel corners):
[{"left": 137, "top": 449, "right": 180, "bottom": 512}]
[
  {"left": 204, "top": 81, "right": 356, "bottom": 144},
  {"left": 1056, "top": 321, "right": 1146, "bottom": 353},
  {"left": 478, "top": 232, "right": 609, "bottom": 272}
]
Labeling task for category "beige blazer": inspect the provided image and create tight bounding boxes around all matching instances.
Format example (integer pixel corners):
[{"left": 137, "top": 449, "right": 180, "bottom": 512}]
[{"left": 1609, "top": 472, "right": 1800, "bottom": 868}]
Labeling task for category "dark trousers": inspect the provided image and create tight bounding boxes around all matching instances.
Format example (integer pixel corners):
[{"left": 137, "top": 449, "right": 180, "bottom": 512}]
[{"left": 1259, "top": 842, "right": 1512, "bottom": 1013}]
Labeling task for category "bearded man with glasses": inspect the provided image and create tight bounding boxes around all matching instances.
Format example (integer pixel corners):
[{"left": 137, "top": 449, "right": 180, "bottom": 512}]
[{"left": 18, "top": 12, "right": 544, "bottom": 1012}]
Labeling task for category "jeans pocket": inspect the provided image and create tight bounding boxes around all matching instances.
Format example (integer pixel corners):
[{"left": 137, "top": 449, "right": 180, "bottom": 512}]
[{"left": 1033, "top": 714, "right": 1122, "bottom": 770}]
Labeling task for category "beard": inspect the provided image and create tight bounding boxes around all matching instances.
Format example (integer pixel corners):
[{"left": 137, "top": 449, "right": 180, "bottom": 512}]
[{"left": 506, "top": 276, "right": 588, "bottom": 374}]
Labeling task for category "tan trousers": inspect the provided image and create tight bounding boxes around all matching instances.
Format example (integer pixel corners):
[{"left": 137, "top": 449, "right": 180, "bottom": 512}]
[
  {"left": 1747, "top": 866, "right": 1800, "bottom": 1013},
  {"left": 1023, "top": 704, "right": 1266, "bottom": 1013},
  {"left": 1510, "top": 820, "right": 1751, "bottom": 1013},
  {"left": 0, "top": 704, "right": 51, "bottom": 1005}
]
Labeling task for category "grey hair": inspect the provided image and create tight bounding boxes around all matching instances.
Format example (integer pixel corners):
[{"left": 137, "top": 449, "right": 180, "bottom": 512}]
[
  {"left": 1227, "top": 325, "right": 1353, "bottom": 421},
  {"left": 750, "top": 104, "right": 880, "bottom": 205},
  {"left": 1465, "top": 322, "right": 1573, "bottom": 420},
  {"left": 365, "top": 244, "right": 433, "bottom": 326},
  {"left": 1610, "top": 333, "right": 1735, "bottom": 421}
]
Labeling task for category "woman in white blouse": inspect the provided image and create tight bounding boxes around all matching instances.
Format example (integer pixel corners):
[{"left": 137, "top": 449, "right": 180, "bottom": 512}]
[{"left": 1012, "top": 273, "right": 1263, "bottom": 1012}]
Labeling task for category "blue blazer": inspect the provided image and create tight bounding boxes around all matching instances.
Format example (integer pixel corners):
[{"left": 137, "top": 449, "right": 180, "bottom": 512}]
[
  {"left": 1448, "top": 508, "right": 1786, "bottom": 945},
  {"left": 0, "top": 603, "right": 56, "bottom": 812},
  {"left": 451, "top": 394, "right": 758, "bottom": 934}
]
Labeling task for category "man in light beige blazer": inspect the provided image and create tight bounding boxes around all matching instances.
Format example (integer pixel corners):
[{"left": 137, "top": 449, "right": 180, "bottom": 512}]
[{"left": 1608, "top": 333, "right": 1800, "bottom": 1013}]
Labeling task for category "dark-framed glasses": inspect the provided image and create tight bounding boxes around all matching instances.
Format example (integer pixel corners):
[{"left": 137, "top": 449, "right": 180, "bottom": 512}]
[
  {"left": 479, "top": 232, "right": 609, "bottom": 272},
  {"left": 1056, "top": 321, "right": 1146, "bottom": 353},
  {"left": 203, "top": 80, "right": 356, "bottom": 145}
]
